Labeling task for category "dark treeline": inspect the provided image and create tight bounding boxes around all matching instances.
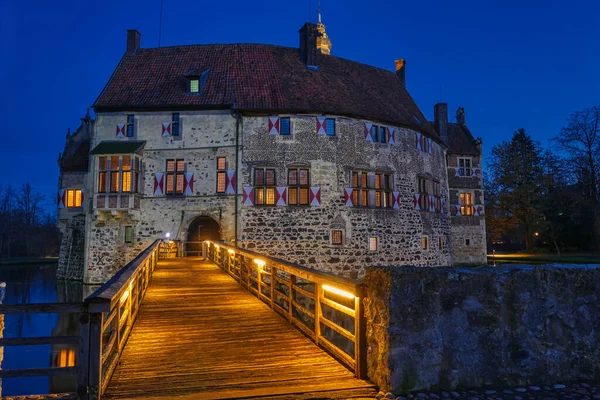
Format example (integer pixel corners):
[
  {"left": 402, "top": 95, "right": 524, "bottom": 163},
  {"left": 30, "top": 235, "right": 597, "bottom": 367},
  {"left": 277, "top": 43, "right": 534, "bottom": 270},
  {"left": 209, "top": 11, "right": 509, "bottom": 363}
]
[
  {"left": 486, "top": 106, "right": 600, "bottom": 254},
  {"left": 0, "top": 183, "right": 61, "bottom": 258}
]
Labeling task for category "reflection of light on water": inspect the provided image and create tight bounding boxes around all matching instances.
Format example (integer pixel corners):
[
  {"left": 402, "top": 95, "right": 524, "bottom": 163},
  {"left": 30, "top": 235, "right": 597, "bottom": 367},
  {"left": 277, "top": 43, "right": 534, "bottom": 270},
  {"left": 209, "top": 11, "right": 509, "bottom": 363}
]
[{"left": 51, "top": 348, "right": 76, "bottom": 368}]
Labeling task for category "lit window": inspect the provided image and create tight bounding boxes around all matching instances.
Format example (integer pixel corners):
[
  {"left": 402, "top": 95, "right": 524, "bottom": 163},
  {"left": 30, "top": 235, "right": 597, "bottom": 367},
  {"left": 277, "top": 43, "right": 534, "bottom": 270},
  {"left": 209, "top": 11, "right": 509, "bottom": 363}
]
[
  {"left": 369, "top": 237, "right": 378, "bottom": 251},
  {"left": 172, "top": 113, "right": 180, "bottom": 136},
  {"left": 351, "top": 171, "right": 392, "bottom": 208},
  {"left": 288, "top": 168, "right": 310, "bottom": 205},
  {"left": 217, "top": 157, "right": 227, "bottom": 193},
  {"left": 190, "top": 79, "right": 199, "bottom": 93},
  {"left": 458, "top": 158, "right": 472, "bottom": 177},
  {"left": 459, "top": 192, "right": 473, "bottom": 215},
  {"left": 422, "top": 236, "right": 428, "bottom": 250},
  {"left": 217, "top": 172, "right": 226, "bottom": 193},
  {"left": 125, "top": 226, "right": 134, "bottom": 243},
  {"left": 331, "top": 230, "right": 343, "bottom": 245},
  {"left": 66, "top": 189, "right": 82, "bottom": 208},
  {"left": 326, "top": 118, "right": 336, "bottom": 136},
  {"left": 280, "top": 117, "right": 291, "bottom": 135},
  {"left": 217, "top": 157, "right": 227, "bottom": 170},
  {"left": 254, "top": 168, "right": 276, "bottom": 205},
  {"left": 166, "top": 159, "right": 185, "bottom": 195},
  {"left": 126, "top": 115, "right": 135, "bottom": 137},
  {"left": 96, "top": 155, "right": 140, "bottom": 197}
]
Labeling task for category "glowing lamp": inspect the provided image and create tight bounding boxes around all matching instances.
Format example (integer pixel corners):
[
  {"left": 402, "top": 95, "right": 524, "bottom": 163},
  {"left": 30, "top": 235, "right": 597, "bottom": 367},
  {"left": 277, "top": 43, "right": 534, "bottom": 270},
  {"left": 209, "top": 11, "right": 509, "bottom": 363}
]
[
  {"left": 214, "top": 244, "right": 220, "bottom": 249},
  {"left": 165, "top": 232, "right": 171, "bottom": 239},
  {"left": 228, "top": 249, "right": 235, "bottom": 255},
  {"left": 322, "top": 284, "right": 355, "bottom": 299},
  {"left": 254, "top": 259, "right": 266, "bottom": 268}
]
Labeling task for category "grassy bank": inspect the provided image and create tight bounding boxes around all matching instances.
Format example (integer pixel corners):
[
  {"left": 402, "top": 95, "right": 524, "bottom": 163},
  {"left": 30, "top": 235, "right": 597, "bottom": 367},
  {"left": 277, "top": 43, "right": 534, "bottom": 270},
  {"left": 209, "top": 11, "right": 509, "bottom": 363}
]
[
  {"left": 0, "top": 257, "right": 59, "bottom": 266},
  {"left": 488, "top": 253, "right": 600, "bottom": 264}
]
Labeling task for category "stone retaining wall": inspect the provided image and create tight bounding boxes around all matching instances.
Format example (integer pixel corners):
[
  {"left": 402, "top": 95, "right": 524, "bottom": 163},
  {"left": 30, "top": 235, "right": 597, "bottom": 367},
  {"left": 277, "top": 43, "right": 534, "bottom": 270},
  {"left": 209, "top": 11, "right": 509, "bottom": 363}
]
[{"left": 364, "top": 264, "right": 600, "bottom": 394}]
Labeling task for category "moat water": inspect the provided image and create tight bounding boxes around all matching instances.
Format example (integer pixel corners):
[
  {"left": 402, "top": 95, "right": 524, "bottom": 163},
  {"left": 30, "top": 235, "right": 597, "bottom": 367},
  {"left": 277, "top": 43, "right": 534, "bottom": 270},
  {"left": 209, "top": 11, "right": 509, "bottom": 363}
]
[{"left": 0, "top": 262, "right": 85, "bottom": 397}]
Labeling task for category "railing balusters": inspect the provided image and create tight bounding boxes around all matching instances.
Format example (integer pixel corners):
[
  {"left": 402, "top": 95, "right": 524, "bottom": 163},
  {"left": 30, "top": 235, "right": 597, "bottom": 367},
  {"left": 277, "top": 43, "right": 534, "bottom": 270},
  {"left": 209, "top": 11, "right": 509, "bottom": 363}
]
[{"left": 203, "top": 240, "right": 365, "bottom": 378}]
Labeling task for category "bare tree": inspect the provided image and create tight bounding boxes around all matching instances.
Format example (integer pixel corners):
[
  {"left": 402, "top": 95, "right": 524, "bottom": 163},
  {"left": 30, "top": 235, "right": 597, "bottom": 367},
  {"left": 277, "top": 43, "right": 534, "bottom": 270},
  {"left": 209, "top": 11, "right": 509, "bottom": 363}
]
[
  {"left": 15, "top": 183, "right": 45, "bottom": 255},
  {"left": 552, "top": 106, "right": 600, "bottom": 250}
]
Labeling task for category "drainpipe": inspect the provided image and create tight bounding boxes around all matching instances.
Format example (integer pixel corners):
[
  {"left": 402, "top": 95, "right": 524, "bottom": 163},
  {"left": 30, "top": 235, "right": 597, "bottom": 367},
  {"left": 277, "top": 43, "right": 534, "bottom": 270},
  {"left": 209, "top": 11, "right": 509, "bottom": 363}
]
[{"left": 234, "top": 107, "right": 241, "bottom": 244}]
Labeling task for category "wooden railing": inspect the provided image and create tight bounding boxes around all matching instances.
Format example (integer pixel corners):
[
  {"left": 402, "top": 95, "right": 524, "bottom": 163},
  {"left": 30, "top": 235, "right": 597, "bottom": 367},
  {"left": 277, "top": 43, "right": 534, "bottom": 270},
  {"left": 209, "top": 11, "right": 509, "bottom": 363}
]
[
  {"left": 0, "top": 301, "right": 85, "bottom": 389},
  {"left": 78, "top": 239, "right": 163, "bottom": 399},
  {"left": 205, "top": 240, "right": 367, "bottom": 379}
]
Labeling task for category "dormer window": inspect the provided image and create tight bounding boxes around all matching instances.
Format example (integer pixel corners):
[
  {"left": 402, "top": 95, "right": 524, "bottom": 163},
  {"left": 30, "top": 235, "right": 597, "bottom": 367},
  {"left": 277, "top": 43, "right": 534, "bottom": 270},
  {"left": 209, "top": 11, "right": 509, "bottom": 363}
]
[
  {"left": 185, "top": 68, "right": 210, "bottom": 94},
  {"left": 189, "top": 79, "right": 199, "bottom": 93}
]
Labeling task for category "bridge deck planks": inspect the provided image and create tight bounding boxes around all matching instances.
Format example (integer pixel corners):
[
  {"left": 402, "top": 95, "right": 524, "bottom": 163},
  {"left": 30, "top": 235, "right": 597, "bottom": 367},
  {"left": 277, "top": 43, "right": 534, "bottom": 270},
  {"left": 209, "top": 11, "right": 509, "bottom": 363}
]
[{"left": 103, "top": 258, "right": 376, "bottom": 399}]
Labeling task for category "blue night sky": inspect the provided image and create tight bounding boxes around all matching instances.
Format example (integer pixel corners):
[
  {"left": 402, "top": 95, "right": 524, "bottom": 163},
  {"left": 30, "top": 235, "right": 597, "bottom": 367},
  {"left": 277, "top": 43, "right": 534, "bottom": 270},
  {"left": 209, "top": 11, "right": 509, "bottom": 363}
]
[{"left": 1, "top": 0, "right": 599, "bottom": 211}]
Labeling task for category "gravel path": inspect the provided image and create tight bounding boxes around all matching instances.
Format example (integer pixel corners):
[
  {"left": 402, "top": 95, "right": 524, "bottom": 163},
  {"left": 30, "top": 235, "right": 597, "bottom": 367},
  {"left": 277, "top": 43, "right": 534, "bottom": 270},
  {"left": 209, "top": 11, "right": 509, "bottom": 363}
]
[{"left": 375, "top": 382, "right": 600, "bottom": 400}]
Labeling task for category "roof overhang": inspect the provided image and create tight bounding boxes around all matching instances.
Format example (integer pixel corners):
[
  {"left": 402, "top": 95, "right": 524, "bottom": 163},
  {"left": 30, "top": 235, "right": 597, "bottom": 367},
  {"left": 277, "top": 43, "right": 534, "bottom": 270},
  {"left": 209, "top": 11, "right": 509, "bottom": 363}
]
[{"left": 90, "top": 140, "right": 146, "bottom": 155}]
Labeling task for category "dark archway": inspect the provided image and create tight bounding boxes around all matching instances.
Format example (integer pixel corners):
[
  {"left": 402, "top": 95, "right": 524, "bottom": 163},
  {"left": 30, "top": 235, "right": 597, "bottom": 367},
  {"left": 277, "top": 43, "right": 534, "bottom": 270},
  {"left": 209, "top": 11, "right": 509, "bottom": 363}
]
[{"left": 185, "top": 216, "right": 220, "bottom": 256}]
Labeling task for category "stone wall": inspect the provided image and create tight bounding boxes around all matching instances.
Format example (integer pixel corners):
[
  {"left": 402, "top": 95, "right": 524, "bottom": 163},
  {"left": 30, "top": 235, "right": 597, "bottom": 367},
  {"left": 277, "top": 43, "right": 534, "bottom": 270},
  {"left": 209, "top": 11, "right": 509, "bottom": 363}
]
[
  {"left": 447, "top": 154, "right": 486, "bottom": 265},
  {"left": 83, "top": 110, "right": 239, "bottom": 283},
  {"left": 57, "top": 214, "right": 86, "bottom": 280},
  {"left": 364, "top": 264, "right": 600, "bottom": 394},
  {"left": 239, "top": 115, "right": 452, "bottom": 278}
]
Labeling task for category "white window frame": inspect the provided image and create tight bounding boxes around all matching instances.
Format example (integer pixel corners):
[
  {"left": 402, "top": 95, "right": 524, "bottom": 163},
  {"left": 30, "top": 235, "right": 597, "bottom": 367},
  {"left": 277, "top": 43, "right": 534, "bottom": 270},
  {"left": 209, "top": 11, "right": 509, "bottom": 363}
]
[{"left": 457, "top": 157, "right": 472, "bottom": 177}]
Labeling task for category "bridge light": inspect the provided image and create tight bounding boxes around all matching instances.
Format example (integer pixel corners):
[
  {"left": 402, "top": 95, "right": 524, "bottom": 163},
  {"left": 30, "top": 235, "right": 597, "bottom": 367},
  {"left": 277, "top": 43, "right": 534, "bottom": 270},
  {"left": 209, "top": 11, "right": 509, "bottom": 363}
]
[
  {"left": 214, "top": 244, "right": 220, "bottom": 249},
  {"left": 254, "top": 259, "right": 266, "bottom": 268},
  {"left": 228, "top": 249, "right": 235, "bottom": 255},
  {"left": 165, "top": 232, "right": 171, "bottom": 239},
  {"left": 322, "top": 284, "right": 355, "bottom": 299}
]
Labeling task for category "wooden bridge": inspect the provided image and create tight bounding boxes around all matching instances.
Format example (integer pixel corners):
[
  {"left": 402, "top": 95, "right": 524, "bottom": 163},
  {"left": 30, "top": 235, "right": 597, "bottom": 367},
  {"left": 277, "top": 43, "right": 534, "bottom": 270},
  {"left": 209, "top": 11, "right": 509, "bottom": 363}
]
[{"left": 0, "top": 241, "right": 377, "bottom": 399}]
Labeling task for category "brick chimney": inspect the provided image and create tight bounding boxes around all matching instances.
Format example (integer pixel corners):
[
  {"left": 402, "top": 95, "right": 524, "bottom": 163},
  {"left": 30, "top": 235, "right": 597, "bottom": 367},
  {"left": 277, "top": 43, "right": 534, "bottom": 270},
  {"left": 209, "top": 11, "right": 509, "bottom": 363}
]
[
  {"left": 456, "top": 107, "right": 466, "bottom": 125},
  {"left": 127, "top": 29, "right": 141, "bottom": 54},
  {"left": 299, "top": 23, "right": 319, "bottom": 68},
  {"left": 395, "top": 59, "right": 406, "bottom": 87},
  {"left": 434, "top": 103, "right": 448, "bottom": 144}
]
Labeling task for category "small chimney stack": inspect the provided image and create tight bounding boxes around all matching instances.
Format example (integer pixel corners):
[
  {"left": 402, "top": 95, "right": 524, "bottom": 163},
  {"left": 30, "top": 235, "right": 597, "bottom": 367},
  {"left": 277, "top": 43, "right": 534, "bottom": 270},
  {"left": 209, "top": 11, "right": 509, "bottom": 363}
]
[
  {"left": 395, "top": 59, "right": 406, "bottom": 87},
  {"left": 127, "top": 29, "right": 141, "bottom": 54},
  {"left": 299, "top": 23, "right": 319, "bottom": 67},
  {"left": 456, "top": 107, "right": 466, "bottom": 125},
  {"left": 434, "top": 103, "right": 448, "bottom": 144}
]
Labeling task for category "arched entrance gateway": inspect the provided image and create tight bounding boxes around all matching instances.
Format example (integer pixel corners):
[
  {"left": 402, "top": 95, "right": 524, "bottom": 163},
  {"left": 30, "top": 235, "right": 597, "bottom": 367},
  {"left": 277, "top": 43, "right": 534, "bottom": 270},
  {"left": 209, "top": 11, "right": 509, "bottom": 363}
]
[{"left": 185, "top": 216, "right": 220, "bottom": 256}]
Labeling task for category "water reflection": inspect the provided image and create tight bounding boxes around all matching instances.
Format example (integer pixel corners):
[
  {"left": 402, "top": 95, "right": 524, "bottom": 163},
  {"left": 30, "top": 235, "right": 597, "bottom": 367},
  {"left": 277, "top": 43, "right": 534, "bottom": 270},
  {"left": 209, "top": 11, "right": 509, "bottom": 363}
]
[{"left": 0, "top": 263, "right": 86, "bottom": 397}]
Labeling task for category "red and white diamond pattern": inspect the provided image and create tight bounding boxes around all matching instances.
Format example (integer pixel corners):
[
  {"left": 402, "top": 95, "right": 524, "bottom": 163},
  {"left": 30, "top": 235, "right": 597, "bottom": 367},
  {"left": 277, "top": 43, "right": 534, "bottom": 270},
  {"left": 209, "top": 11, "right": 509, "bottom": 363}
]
[
  {"left": 183, "top": 172, "right": 195, "bottom": 195},
  {"left": 309, "top": 187, "right": 321, "bottom": 206},
  {"left": 225, "top": 170, "right": 236, "bottom": 194},
  {"left": 392, "top": 191, "right": 400, "bottom": 209},
  {"left": 276, "top": 187, "right": 287, "bottom": 206},
  {"left": 58, "top": 189, "right": 65, "bottom": 209},
  {"left": 364, "top": 122, "right": 373, "bottom": 142},
  {"left": 316, "top": 116, "right": 327, "bottom": 135},
  {"left": 268, "top": 116, "right": 280, "bottom": 135},
  {"left": 162, "top": 122, "right": 171, "bottom": 137},
  {"left": 388, "top": 127, "right": 395, "bottom": 144},
  {"left": 242, "top": 187, "right": 254, "bottom": 206},
  {"left": 116, "top": 124, "right": 125, "bottom": 138},
  {"left": 414, "top": 193, "right": 421, "bottom": 210},
  {"left": 344, "top": 188, "right": 354, "bottom": 206},
  {"left": 415, "top": 132, "right": 422, "bottom": 151},
  {"left": 153, "top": 172, "right": 164, "bottom": 196}
]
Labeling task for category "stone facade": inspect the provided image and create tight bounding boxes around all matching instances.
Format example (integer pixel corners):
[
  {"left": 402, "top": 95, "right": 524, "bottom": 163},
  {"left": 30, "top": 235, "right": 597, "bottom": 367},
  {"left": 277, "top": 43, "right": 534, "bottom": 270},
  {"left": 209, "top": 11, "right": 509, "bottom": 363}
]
[
  {"left": 432, "top": 104, "right": 487, "bottom": 265},
  {"left": 57, "top": 26, "right": 488, "bottom": 283},
  {"left": 240, "top": 115, "right": 451, "bottom": 278},
  {"left": 364, "top": 265, "right": 600, "bottom": 394}
]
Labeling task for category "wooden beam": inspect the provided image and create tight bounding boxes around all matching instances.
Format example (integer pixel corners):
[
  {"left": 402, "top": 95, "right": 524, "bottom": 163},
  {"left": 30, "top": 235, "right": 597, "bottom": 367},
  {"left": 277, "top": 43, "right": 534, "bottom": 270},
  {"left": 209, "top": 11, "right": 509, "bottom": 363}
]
[
  {"left": 0, "top": 336, "right": 79, "bottom": 346},
  {"left": 0, "top": 303, "right": 86, "bottom": 314}
]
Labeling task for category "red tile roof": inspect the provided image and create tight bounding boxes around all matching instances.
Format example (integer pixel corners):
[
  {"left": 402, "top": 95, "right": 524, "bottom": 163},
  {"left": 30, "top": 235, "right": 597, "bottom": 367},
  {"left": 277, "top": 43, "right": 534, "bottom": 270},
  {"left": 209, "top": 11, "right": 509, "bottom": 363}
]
[{"left": 94, "top": 44, "right": 439, "bottom": 139}]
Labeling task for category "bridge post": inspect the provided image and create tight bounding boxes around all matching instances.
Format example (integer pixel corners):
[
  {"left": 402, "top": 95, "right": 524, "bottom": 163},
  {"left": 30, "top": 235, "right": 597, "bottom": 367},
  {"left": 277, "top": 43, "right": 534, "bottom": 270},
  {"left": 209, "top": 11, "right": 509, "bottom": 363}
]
[
  {"left": 78, "top": 312, "right": 91, "bottom": 399},
  {"left": 88, "top": 312, "right": 104, "bottom": 399},
  {"left": 315, "top": 283, "right": 323, "bottom": 345},
  {"left": 354, "top": 288, "right": 367, "bottom": 379},
  {"left": 202, "top": 241, "right": 207, "bottom": 260}
]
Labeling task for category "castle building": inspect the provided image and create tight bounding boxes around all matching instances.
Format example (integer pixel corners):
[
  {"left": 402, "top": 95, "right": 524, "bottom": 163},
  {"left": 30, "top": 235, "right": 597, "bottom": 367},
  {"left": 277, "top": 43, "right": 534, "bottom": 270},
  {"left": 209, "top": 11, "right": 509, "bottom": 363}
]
[{"left": 57, "top": 20, "right": 486, "bottom": 284}]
